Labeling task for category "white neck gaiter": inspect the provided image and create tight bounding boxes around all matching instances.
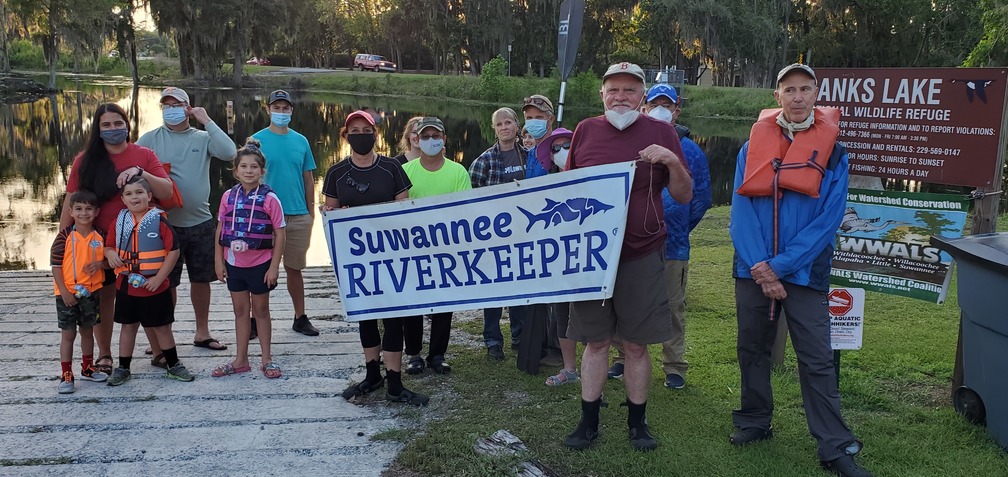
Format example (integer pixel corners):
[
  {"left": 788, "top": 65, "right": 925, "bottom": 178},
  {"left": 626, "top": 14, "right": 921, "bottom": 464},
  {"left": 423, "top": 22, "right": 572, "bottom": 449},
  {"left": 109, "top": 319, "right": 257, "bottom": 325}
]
[{"left": 776, "top": 110, "right": 815, "bottom": 139}]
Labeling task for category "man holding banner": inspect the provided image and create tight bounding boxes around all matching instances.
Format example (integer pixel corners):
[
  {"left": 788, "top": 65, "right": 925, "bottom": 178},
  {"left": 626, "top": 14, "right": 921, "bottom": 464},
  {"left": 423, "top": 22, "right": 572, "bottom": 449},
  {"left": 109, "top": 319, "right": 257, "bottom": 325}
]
[
  {"left": 729, "top": 64, "right": 871, "bottom": 477},
  {"left": 563, "top": 62, "right": 692, "bottom": 451}
]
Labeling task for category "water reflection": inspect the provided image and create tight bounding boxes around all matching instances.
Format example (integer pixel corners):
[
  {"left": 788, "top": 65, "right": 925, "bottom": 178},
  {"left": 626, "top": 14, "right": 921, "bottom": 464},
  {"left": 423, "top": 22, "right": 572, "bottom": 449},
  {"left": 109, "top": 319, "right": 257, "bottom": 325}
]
[{"left": 0, "top": 81, "right": 748, "bottom": 270}]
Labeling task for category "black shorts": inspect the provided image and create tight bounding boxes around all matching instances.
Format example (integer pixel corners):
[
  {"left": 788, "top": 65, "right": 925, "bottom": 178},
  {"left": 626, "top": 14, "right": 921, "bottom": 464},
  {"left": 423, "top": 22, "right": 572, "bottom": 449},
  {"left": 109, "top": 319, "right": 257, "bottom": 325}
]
[
  {"left": 102, "top": 268, "right": 115, "bottom": 286},
  {"left": 114, "top": 288, "right": 175, "bottom": 327},
  {"left": 226, "top": 261, "right": 277, "bottom": 295},
  {"left": 169, "top": 219, "right": 218, "bottom": 287}
]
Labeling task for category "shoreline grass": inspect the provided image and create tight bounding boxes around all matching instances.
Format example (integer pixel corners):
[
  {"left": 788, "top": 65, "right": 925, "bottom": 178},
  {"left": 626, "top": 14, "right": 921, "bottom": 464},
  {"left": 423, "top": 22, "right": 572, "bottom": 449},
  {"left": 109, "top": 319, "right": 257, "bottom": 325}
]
[{"left": 388, "top": 206, "right": 1008, "bottom": 476}]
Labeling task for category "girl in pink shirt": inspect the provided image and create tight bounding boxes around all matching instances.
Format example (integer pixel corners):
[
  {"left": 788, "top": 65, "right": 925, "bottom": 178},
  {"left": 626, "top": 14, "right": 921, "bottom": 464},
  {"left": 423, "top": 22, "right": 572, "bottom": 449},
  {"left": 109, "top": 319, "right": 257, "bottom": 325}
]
[{"left": 213, "top": 138, "right": 287, "bottom": 379}]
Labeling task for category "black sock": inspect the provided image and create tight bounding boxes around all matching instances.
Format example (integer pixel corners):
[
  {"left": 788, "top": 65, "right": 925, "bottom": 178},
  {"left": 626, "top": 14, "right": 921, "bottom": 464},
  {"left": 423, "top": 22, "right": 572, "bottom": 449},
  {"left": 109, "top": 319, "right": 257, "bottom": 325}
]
[
  {"left": 581, "top": 397, "right": 603, "bottom": 430},
  {"left": 386, "top": 370, "right": 403, "bottom": 395},
  {"left": 162, "top": 347, "right": 180, "bottom": 368},
  {"left": 626, "top": 399, "right": 647, "bottom": 428},
  {"left": 365, "top": 360, "right": 382, "bottom": 384},
  {"left": 119, "top": 356, "right": 132, "bottom": 370}
]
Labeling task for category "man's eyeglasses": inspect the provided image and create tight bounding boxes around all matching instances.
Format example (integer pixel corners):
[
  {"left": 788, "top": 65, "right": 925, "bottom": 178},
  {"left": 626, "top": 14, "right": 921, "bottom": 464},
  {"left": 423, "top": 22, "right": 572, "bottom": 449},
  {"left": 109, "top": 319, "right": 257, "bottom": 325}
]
[
  {"left": 550, "top": 141, "right": 572, "bottom": 153},
  {"left": 346, "top": 176, "right": 369, "bottom": 193},
  {"left": 160, "top": 103, "right": 186, "bottom": 110},
  {"left": 523, "top": 96, "right": 550, "bottom": 110},
  {"left": 419, "top": 134, "right": 443, "bottom": 141}
]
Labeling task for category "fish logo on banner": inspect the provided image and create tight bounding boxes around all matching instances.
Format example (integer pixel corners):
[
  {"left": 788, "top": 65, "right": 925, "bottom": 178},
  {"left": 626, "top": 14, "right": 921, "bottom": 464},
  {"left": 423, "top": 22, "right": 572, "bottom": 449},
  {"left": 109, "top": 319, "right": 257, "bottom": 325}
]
[{"left": 517, "top": 198, "right": 614, "bottom": 232}]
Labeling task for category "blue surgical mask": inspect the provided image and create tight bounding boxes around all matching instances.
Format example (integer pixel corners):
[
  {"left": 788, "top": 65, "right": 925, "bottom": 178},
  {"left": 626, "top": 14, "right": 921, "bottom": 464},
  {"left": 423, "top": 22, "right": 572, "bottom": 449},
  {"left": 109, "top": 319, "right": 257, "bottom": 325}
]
[
  {"left": 270, "top": 112, "right": 292, "bottom": 128},
  {"left": 419, "top": 138, "right": 445, "bottom": 157},
  {"left": 100, "top": 128, "right": 129, "bottom": 145},
  {"left": 524, "top": 119, "right": 548, "bottom": 139},
  {"left": 162, "top": 106, "right": 187, "bottom": 126}
]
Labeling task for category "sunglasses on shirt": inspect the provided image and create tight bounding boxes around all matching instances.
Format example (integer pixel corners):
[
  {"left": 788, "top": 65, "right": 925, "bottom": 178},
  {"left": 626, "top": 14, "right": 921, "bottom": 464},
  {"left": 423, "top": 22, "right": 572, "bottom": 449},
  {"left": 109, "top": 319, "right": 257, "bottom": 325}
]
[{"left": 346, "top": 176, "right": 369, "bottom": 193}]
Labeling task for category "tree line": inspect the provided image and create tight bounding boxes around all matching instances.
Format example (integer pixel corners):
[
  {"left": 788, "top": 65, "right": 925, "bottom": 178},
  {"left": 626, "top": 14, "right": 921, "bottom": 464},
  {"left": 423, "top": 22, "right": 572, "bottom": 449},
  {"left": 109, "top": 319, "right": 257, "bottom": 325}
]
[{"left": 3, "top": 0, "right": 1006, "bottom": 89}]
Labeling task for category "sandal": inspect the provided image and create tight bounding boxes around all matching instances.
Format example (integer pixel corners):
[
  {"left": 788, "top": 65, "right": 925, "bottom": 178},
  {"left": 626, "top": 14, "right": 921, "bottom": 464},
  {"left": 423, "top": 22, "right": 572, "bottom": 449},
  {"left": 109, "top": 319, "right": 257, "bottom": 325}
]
[
  {"left": 212, "top": 362, "right": 252, "bottom": 377},
  {"left": 386, "top": 387, "right": 429, "bottom": 406},
  {"left": 151, "top": 354, "right": 169, "bottom": 370},
  {"left": 193, "top": 338, "right": 228, "bottom": 350},
  {"left": 342, "top": 378, "right": 385, "bottom": 400},
  {"left": 95, "top": 355, "right": 114, "bottom": 374},
  {"left": 261, "top": 362, "right": 282, "bottom": 379},
  {"left": 428, "top": 355, "right": 451, "bottom": 374},
  {"left": 405, "top": 356, "right": 425, "bottom": 375},
  {"left": 546, "top": 369, "right": 580, "bottom": 386}
]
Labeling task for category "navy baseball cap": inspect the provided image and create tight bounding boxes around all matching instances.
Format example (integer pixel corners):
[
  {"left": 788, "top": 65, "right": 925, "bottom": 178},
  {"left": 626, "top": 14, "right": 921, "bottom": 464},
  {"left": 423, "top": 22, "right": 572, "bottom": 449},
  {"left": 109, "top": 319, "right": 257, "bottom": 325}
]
[{"left": 646, "top": 84, "right": 679, "bottom": 104}]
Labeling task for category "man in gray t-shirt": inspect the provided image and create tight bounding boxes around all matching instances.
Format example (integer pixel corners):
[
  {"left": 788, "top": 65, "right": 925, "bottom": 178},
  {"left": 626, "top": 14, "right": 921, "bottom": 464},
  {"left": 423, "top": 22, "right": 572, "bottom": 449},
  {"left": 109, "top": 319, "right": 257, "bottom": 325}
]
[{"left": 136, "top": 87, "right": 236, "bottom": 358}]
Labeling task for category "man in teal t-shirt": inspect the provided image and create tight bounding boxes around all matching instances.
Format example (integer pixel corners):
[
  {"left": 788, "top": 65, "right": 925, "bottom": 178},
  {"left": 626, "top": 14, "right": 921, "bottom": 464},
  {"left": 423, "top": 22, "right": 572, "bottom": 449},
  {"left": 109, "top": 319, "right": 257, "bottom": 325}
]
[
  {"left": 252, "top": 90, "right": 319, "bottom": 336},
  {"left": 137, "top": 86, "right": 237, "bottom": 358}
]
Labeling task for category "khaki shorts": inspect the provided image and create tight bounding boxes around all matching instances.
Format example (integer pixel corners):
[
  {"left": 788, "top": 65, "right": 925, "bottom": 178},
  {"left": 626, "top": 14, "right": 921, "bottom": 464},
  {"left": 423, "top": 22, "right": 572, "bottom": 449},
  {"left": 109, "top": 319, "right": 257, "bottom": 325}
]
[
  {"left": 283, "top": 214, "right": 313, "bottom": 270},
  {"left": 568, "top": 249, "right": 672, "bottom": 344}
]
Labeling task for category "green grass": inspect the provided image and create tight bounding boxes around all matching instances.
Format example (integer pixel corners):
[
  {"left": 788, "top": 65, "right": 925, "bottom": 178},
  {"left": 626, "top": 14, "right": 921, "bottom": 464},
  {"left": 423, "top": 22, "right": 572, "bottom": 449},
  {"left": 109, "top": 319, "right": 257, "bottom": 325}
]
[{"left": 392, "top": 206, "right": 1008, "bottom": 477}]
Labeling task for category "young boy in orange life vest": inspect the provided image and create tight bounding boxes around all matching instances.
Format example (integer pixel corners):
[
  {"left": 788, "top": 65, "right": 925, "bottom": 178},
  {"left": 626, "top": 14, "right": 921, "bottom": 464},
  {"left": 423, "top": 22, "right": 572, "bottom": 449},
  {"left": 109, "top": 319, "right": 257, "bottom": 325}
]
[
  {"left": 51, "top": 189, "right": 110, "bottom": 393},
  {"left": 103, "top": 175, "right": 195, "bottom": 386}
]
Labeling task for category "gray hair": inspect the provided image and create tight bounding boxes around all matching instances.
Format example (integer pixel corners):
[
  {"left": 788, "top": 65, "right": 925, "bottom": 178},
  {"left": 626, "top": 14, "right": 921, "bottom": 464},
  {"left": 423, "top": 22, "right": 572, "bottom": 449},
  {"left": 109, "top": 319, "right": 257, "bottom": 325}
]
[{"left": 491, "top": 107, "right": 519, "bottom": 124}]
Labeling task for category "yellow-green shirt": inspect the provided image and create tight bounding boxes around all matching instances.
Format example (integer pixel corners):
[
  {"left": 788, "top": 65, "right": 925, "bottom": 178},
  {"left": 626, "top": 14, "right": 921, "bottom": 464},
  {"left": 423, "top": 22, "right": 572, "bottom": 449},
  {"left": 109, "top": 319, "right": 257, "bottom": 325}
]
[{"left": 402, "top": 158, "right": 472, "bottom": 198}]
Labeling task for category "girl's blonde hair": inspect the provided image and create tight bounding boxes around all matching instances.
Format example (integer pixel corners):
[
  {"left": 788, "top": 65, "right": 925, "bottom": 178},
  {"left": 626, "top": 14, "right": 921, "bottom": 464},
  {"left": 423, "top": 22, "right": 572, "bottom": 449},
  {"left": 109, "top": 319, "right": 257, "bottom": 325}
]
[{"left": 397, "top": 116, "right": 424, "bottom": 155}]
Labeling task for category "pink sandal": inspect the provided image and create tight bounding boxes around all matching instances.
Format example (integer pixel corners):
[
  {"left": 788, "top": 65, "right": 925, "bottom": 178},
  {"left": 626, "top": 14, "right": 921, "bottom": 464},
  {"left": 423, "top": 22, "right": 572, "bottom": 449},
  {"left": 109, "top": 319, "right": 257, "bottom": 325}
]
[
  {"left": 262, "top": 362, "right": 282, "bottom": 379},
  {"left": 212, "top": 362, "right": 252, "bottom": 377}
]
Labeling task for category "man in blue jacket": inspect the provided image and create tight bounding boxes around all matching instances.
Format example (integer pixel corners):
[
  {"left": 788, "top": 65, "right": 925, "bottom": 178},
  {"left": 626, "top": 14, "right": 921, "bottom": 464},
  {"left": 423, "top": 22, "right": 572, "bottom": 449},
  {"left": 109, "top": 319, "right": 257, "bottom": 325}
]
[
  {"left": 607, "top": 83, "right": 712, "bottom": 390},
  {"left": 728, "top": 64, "right": 871, "bottom": 477}
]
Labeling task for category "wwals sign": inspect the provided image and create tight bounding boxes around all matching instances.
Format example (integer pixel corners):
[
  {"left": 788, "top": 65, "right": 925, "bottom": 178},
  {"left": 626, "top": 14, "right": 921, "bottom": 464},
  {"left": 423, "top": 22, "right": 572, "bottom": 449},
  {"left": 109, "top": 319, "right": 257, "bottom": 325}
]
[
  {"left": 323, "top": 163, "right": 634, "bottom": 321},
  {"left": 815, "top": 68, "right": 1008, "bottom": 187}
]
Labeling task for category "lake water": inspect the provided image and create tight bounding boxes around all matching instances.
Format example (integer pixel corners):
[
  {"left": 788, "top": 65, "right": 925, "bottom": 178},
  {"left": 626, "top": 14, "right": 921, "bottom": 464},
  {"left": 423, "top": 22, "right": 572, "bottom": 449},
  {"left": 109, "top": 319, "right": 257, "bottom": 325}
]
[{"left": 0, "top": 77, "right": 748, "bottom": 271}]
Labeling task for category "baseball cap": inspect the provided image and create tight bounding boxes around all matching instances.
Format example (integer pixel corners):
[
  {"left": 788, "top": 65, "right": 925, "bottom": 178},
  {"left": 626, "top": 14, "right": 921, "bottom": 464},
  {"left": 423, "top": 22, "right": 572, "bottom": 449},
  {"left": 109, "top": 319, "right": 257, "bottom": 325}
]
[
  {"left": 602, "top": 62, "right": 646, "bottom": 84},
  {"left": 646, "top": 83, "right": 679, "bottom": 104},
  {"left": 414, "top": 116, "right": 445, "bottom": 133},
  {"left": 160, "top": 87, "right": 189, "bottom": 104},
  {"left": 268, "top": 90, "right": 293, "bottom": 105},
  {"left": 776, "top": 63, "right": 816, "bottom": 85},
  {"left": 345, "top": 110, "right": 376, "bottom": 127},
  {"left": 522, "top": 95, "right": 554, "bottom": 115}
]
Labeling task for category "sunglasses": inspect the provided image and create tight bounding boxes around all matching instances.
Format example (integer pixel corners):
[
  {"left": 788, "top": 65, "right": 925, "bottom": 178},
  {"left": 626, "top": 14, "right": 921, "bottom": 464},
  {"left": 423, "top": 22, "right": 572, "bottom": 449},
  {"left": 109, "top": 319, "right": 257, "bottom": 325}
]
[
  {"left": 346, "top": 176, "right": 369, "bottom": 193},
  {"left": 550, "top": 141, "right": 572, "bottom": 153},
  {"left": 523, "top": 96, "right": 551, "bottom": 110}
]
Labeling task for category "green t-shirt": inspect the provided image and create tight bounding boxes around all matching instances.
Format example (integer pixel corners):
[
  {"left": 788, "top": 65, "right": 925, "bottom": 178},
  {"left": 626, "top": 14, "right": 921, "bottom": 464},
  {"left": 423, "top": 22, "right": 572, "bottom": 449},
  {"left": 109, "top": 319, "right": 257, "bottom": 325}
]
[{"left": 402, "top": 158, "right": 472, "bottom": 198}]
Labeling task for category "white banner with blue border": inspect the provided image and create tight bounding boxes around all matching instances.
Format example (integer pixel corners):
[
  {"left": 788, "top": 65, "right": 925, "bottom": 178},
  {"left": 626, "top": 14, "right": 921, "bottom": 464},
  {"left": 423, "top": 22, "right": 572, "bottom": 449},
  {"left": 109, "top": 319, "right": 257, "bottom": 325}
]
[{"left": 322, "top": 162, "right": 635, "bottom": 322}]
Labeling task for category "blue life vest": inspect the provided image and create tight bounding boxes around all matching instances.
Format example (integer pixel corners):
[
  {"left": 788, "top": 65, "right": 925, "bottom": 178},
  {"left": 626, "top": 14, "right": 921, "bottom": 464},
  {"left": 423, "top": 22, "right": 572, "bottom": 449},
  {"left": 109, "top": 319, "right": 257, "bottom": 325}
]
[{"left": 219, "top": 184, "right": 275, "bottom": 250}]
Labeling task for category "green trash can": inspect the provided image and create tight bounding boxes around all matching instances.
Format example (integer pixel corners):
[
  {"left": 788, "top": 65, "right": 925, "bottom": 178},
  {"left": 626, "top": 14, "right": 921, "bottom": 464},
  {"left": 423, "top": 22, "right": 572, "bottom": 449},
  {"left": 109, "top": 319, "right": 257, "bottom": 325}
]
[{"left": 931, "top": 232, "right": 1008, "bottom": 450}]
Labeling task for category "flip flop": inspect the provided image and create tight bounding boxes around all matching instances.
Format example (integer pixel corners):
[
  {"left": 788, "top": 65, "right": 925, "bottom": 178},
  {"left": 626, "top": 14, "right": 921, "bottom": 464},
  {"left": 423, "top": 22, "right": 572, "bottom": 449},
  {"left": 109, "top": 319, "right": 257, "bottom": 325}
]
[
  {"left": 193, "top": 338, "right": 228, "bottom": 350},
  {"left": 212, "top": 362, "right": 252, "bottom": 377}
]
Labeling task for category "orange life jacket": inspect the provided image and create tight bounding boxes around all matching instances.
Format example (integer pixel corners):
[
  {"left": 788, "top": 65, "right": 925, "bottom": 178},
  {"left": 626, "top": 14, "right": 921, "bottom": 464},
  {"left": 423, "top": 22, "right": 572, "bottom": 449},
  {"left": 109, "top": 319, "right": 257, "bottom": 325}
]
[
  {"left": 52, "top": 227, "right": 105, "bottom": 295},
  {"left": 114, "top": 208, "right": 169, "bottom": 277},
  {"left": 736, "top": 107, "right": 841, "bottom": 198}
]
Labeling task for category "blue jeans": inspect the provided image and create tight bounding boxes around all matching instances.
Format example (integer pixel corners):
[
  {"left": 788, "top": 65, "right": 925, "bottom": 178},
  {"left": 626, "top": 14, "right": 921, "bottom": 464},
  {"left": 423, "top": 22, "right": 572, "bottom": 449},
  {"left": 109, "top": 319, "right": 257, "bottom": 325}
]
[{"left": 482, "top": 306, "right": 525, "bottom": 348}]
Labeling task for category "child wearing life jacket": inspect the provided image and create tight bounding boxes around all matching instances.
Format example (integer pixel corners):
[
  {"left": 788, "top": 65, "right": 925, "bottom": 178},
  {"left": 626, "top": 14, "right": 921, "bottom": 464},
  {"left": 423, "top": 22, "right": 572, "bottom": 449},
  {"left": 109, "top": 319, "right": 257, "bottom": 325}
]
[
  {"left": 212, "top": 138, "right": 286, "bottom": 379},
  {"left": 103, "top": 175, "right": 195, "bottom": 385},
  {"left": 51, "top": 189, "right": 109, "bottom": 393}
]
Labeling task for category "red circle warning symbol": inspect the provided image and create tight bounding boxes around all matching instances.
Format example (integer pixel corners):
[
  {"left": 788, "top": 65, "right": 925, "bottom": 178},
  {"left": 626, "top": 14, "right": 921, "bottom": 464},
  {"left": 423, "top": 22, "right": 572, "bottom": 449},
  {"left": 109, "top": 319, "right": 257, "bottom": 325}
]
[{"left": 828, "top": 289, "right": 854, "bottom": 316}]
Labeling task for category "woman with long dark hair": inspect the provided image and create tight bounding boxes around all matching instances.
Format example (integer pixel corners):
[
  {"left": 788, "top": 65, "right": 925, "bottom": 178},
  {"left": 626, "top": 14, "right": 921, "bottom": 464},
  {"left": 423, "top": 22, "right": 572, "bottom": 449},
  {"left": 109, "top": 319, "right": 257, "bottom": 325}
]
[{"left": 60, "top": 103, "right": 174, "bottom": 374}]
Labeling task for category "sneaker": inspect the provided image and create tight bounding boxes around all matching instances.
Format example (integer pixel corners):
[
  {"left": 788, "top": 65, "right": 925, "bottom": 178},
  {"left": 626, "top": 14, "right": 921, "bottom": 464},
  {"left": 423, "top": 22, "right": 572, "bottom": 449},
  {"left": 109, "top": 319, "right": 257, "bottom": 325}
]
[
  {"left": 629, "top": 422, "right": 658, "bottom": 451},
  {"left": 428, "top": 355, "right": 451, "bottom": 374},
  {"left": 386, "top": 387, "right": 429, "bottom": 406},
  {"left": 57, "top": 371, "right": 75, "bottom": 394},
  {"left": 80, "top": 366, "right": 108, "bottom": 382},
  {"left": 487, "top": 344, "right": 504, "bottom": 361},
  {"left": 249, "top": 316, "right": 258, "bottom": 340},
  {"left": 292, "top": 314, "right": 319, "bottom": 336},
  {"left": 821, "top": 455, "right": 873, "bottom": 477},
  {"left": 107, "top": 367, "right": 131, "bottom": 386},
  {"left": 664, "top": 373, "right": 685, "bottom": 390},
  {"left": 166, "top": 363, "right": 196, "bottom": 382},
  {"left": 607, "top": 362, "right": 624, "bottom": 379},
  {"left": 729, "top": 426, "right": 773, "bottom": 446},
  {"left": 564, "top": 420, "right": 600, "bottom": 450}
]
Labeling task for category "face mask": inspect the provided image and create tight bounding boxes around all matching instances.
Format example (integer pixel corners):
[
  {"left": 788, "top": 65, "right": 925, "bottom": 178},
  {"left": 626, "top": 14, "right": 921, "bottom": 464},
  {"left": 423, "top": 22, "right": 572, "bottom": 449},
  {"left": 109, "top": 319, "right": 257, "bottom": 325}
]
[
  {"left": 524, "top": 119, "right": 548, "bottom": 139},
  {"left": 100, "top": 128, "right": 129, "bottom": 145},
  {"left": 162, "top": 107, "right": 187, "bottom": 126},
  {"left": 647, "top": 106, "right": 674, "bottom": 124},
  {"left": 552, "top": 149, "right": 569, "bottom": 169},
  {"left": 270, "top": 112, "right": 292, "bottom": 128},
  {"left": 604, "top": 109, "right": 640, "bottom": 131},
  {"left": 346, "top": 133, "right": 376, "bottom": 155},
  {"left": 419, "top": 137, "right": 445, "bottom": 157}
]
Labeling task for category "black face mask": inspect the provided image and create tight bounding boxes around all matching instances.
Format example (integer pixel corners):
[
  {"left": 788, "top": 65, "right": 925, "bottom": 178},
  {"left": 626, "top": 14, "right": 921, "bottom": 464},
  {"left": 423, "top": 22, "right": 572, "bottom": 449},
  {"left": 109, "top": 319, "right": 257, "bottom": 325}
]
[{"left": 346, "top": 133, "right": 376, "bottom": 155}]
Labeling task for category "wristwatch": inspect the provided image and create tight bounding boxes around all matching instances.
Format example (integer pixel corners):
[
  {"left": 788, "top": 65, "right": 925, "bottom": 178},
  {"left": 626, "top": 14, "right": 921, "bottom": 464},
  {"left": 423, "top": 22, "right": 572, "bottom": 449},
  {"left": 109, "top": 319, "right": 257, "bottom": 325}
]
[{"left": 134, "top": 166, "right": 144, "bottom": 177}]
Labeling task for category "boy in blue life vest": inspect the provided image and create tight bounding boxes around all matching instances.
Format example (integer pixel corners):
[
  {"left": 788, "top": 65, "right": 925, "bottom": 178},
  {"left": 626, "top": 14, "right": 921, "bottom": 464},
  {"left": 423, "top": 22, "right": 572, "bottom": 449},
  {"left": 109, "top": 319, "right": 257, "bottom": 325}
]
[
  {"left": 103, "top": 176, "right": 195, "bottom": 386},
  {"left": 51, "top": 189, "right": 110, "bottom": 393}
]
